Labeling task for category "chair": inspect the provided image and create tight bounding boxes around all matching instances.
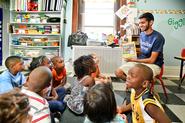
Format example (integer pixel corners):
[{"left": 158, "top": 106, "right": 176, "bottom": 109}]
[
  {"left": 179, "top": 48, "right": 185, "bottom": 87},
  {"left": 150, "top": 64, "right": 168, "bottom": 100},
  {"left": 181, "top": 48, "right": 185, "bottom": 57}
]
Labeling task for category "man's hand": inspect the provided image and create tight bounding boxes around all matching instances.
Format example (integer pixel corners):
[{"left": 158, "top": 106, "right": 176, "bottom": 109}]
[{"left": 125, "top": 58, "right": 136, "bottom": 62}]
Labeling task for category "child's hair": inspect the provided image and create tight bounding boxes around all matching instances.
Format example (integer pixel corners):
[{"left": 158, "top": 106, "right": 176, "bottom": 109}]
[
  {"left": 84, "top": 84, "right": 117, "bottom": 123},
  {"left": 73, "top": 55, "right": 96, "bottom": 79},
  {"left": 0, "top": 88, "right": 30, "bottom": 123},
  {"left": 88, "top": 53, "right": 99, "bottom": 64},
  {"left": 51, "top": 56, "right": 63, "bottom": 66},
  {"left": 5, "top": 56, "right": 22, "bottom": 69},
  {"left": 29, "top": 55, "right": 48, "bottom": 71},
  {"left": 134, "top": 64, "right": 153, "bottom": 82}
]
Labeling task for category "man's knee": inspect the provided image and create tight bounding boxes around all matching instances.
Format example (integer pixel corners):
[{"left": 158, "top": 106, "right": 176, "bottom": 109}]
[{"left": 115, "top": 68, "right": 124, "bottom": 78}]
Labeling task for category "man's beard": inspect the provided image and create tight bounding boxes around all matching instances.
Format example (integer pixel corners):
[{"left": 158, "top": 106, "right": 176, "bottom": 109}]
[{"left": 143, "top": 23, "right": 150, "bottom": 32}]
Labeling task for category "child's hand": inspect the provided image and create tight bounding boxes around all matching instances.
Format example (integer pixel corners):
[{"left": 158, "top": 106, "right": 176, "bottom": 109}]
[
  {"left": 119, "top": 114, "right": 128, "bottom": 123},
  {"left": 117, "top": 106, "right": 123, "bottom": 114},
  {"left": 60, "top": 77, "right": 67, "bottom": 86},
  {"left": 51, "top": 88, "right": 58, "bottom": 100},
  {"left": 106, "top": 76, "right": 112, "bottom": 82},
  {"left": 45, "top": 96, "right": 55, "bottom": 100}
]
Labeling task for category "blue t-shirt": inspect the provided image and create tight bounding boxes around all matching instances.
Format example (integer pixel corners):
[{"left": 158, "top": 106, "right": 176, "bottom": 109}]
[
  {"left": 0, "top": 70, "right": 26, "bottom": 94},
  {"left": 139, "top": 30, "right": 165, "bottom": 67}
]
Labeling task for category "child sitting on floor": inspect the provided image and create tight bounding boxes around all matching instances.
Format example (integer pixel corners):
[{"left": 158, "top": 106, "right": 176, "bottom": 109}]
[
  {"left": 51, "top": 56, "right": 67, "bottom": 89},
  {"left": 89, "top": 53, "right": 111, "bottom": 84},
  {"left": 0, "top": 56, "right": 25, "bottom": 94},
  {"left": 84, "top": 83, "right": 127, "bottom": 123},
  {"left": 29, "top": 55, "right": 53, "bottom": 71},
  {"left": 0, "top": 88, "right": 31, "bottom": 123},
  {"left": 64, "top": 55, "right": 96, "bottom": 115},
  {"left": 117, "top": 64, "right": 170, "bottom": 123},
  {"left": 28, "top": 55, "right": 66, "bottom": 114},
  {"left": 22, "top": 66, "right": 52, "bottom": 122}
]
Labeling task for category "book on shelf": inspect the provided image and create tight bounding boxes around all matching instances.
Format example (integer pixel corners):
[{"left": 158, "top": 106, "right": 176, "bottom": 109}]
[{"left": 11, "top": 0, "right": 63, "bottom": 11}]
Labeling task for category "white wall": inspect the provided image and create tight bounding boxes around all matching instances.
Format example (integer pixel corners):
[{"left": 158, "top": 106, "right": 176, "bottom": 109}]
[{"left": 63, "top": 0, "right": 73, "bottom": 62}]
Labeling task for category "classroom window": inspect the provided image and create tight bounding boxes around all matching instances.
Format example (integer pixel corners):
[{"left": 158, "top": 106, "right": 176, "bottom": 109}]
[{"left": 79, "top": 0, "right": 115, "bottom": 35}]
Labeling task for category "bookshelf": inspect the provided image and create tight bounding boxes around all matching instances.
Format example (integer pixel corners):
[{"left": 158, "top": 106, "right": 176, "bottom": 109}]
[{"left": 9, "top": 0, "right": 66, "bottom": 59}]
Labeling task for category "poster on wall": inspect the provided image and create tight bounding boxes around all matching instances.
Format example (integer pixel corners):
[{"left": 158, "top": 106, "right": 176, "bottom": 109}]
[{"left": 0, "top": 8, "right": 2, "bottom": 66}]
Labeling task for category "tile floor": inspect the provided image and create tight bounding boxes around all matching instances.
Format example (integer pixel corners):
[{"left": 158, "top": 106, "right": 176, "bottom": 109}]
[{"left": 112, "top": 77, "right": 185, "bottom": 123}]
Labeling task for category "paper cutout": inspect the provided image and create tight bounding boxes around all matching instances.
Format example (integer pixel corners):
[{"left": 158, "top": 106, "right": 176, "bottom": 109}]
[{"left": 115, "top": 5, "right": 131, "bottom": 20}]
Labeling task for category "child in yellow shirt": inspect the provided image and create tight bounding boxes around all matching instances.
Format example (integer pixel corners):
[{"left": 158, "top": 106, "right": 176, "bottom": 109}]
[{"left": 118, "top": 64, "right": 170, "bottom": 123}]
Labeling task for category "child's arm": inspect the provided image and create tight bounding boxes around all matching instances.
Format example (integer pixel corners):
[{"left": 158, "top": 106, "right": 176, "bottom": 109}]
[
  {"left": 117, "top": 101, "right": 132, "bottom": 114},
  {"left": 98, "top": 74, "right": 106, "bottom": 79},
  {"left": 145, "top": 104, "right": 171, "bottom": 123},
  {"left": 44, "top": 88, "right": 59, "bottom": 100},
  {"left": 55, "top": 76, "right": 67, "bottom": 89}
]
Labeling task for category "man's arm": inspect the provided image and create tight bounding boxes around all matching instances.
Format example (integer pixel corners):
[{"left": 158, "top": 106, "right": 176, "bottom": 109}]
[
  {"left": 126, "top": 52, "right": 159, "bottom": 64},
  {"left": 145, "top": 103, "right": 171, "bottom": 123}
]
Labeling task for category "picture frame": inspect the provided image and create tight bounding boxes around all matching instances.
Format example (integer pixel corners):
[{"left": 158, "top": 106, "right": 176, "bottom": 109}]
[{"left": 122, "top": 42, "right": 137, "bottom": 59}]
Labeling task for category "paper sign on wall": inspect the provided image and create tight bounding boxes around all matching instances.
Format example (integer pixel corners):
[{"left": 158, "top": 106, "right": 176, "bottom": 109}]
[{"left": 115, "top": 5, "right": 131, "bottom": 20}]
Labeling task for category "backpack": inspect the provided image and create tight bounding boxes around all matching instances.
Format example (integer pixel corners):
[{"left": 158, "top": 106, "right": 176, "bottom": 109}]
[{"left": 67, "top": 31, "right": 88, "bottom": 47}]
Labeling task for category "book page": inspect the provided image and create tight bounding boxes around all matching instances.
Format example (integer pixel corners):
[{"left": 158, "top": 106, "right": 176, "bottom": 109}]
[{"left": 122, "top": 42, "right": 137, "bottom": 59}]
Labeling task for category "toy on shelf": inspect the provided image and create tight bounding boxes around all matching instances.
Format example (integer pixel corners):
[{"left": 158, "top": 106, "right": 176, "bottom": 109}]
[{"left": 27, "top": 0, "right": 38, "bottom": 11}]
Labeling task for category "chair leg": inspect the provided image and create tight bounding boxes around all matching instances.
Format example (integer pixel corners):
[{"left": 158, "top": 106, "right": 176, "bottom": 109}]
[
  {"left": 158, "top": 77, "right": 168, "bottom": 100},
  {"left": 179, "top": 74, "right": 185, "bottom": 88}
]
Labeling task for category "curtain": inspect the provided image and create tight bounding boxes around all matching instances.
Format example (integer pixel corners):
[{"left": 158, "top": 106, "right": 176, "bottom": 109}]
[{"left": 72, "top": 0, "right": 127, "bottom": 34}]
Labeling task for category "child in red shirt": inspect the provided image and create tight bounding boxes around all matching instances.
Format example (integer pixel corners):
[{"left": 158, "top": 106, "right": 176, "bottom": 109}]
[
  {"left": 90, "top": 53, "right": 111, "bottom": 84},
  {"left": 51, "top": 56, "right": 67, "bottom": 89}
]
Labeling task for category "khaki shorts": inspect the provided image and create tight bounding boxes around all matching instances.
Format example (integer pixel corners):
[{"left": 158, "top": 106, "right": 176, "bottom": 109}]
[{"left": 119, "top": 62, "right": 161, "bottom": 77}]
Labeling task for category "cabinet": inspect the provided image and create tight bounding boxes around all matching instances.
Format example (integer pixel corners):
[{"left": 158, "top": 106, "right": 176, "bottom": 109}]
[
  {"left": 9, "top": 0, "right": 66, "bottom": 59},
  {"left": 72, "top": 46, "right": 122, "bottom": 74}
]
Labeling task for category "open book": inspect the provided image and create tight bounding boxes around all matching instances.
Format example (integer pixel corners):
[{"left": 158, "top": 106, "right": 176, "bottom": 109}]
[{"left": 122, "top": 42, "right": 137, "bottom": 59}]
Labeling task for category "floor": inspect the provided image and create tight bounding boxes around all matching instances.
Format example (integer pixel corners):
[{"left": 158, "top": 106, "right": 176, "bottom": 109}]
[{"left": 112, "top": 77, "right": 185, "bottom": 123}]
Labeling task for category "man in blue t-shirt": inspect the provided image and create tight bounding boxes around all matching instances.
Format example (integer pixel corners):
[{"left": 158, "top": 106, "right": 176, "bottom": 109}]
[{"left": 115, "top": 12, "right": 165, "bottom": 81}]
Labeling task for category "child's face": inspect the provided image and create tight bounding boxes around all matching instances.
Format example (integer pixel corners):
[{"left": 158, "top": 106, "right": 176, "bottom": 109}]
[
  {"left": 42, "top": 58, "right": 53, "bottom": 69},
  {"left": 92, "top": 54, "right": 99, "bottom": 64},
  {"left": 126, "top": 66, "right": 144, "bottom": 90},
  {"left": 90, "top": 61, "right": 96, "bottom": 74},
  {"left": 13, "top": 61, "right": 25, "bottom": 72},
  {"left": 54, "top": 58, "right": 65, "bottom": 69}
]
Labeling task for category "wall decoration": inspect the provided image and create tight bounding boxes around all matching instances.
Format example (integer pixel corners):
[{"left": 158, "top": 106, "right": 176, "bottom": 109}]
[{"left": 139, "top": 9, "right": 185, "bottom": 14}]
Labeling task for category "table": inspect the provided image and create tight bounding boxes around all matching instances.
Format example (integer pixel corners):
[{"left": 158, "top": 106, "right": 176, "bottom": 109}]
[{"left": 174, "top": 56, "right": 185, "bottom": 87}]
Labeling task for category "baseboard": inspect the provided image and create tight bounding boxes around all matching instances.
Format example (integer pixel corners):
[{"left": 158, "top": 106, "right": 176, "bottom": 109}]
[{"left": 163, "top": 66, "right": 181, "bottom": 78}]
